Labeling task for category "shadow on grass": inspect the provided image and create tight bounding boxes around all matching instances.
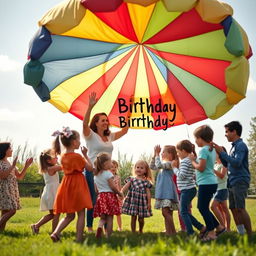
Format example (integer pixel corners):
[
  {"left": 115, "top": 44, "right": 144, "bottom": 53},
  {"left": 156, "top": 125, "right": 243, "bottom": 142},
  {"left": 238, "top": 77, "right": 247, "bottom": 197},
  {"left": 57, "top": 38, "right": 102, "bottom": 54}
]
[{"left": 57, "top": 230, "right": 256, "bottom": 249}]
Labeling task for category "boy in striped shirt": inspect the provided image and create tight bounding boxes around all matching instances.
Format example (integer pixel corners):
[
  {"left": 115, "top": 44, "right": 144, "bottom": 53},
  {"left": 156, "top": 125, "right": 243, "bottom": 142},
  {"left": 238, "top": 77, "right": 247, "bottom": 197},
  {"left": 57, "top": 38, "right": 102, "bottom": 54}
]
[{"left": 172, "top": 140, "right": 206, "bottom": 236}]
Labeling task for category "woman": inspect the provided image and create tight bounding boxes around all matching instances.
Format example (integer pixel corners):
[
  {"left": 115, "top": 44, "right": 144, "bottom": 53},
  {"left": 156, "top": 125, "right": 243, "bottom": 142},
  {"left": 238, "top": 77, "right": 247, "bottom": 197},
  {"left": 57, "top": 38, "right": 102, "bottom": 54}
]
[{"left": 83, "top": 92, "right": 129, "bottom": 232}]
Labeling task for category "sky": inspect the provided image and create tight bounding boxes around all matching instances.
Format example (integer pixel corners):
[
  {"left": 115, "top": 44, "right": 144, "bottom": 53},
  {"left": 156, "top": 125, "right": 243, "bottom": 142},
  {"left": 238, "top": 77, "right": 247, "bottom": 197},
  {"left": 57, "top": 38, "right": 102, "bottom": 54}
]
[{"left": 0, "top": 0, "right": 256, "bottom": 162}]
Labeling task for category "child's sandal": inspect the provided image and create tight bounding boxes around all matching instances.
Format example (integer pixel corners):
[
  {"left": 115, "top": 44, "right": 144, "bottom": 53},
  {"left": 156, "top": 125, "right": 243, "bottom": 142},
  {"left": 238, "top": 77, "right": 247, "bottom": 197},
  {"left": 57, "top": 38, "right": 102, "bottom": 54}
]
[
  {"left": 50, "top": 233, "right": 60, "bottom": 242},
  {"left": 30, "top": 224, "right": 39, "bottom": 235}
]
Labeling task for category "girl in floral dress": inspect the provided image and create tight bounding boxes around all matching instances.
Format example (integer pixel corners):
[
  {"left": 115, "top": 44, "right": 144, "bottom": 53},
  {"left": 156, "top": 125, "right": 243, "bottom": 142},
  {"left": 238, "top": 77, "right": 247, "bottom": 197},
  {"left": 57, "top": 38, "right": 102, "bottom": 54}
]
[
  {"left": 93, "top": 153, "right": 123, "bottom": 238},
  {"left": 0, "top": 142, "right": 33, "bottom": 231},
  {"left": 122, "top": 160, "right": 153, "bottom": 233}
]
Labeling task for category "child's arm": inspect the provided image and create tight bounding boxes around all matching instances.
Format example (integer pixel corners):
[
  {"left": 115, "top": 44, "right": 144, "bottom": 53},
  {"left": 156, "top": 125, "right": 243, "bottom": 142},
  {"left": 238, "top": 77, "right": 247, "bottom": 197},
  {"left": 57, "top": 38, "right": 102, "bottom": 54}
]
[
  {"left": 47, "top": 165, "right": 62, "bottom": 176},
  {"left": 15, "top": 157, "right": 33, "bottom": 180},
  {"left": 214, "top": 166, "right": 228, "bottom": 179},
  {"left": 0, "top": 156, "right": 18, "bottom": 179},
  {"left": 121, "top": 180, "right": 131, "bottom": 194},
  {"left": 94, "top": 183, "right": 99, "bottom": 194},
  {"left": 108, "top": 177, "right": 123, "bottom": 198},
  {"left": 172, "top": 159, "right": 191, "bottom": 180},
  {"left": 155, "top": 157, "right": 172, "bottom": 170},
  {"left": 191, "top": 158, "right": 206, "bottom": 172},
  {"left": 81, "top": 146, "right": 94, "bottom": 172},
  {"left": 146, "top": 187, "right": 151, "bottom": 211},
  {"left": 189, "top": 153, "right": 206, "bottom": 172}
]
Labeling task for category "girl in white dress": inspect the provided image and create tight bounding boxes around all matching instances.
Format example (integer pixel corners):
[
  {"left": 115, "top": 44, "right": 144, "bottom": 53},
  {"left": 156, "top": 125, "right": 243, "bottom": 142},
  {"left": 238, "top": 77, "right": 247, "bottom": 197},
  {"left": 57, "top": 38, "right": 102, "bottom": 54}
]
[{"left": 31, "top": 149, "right": 61, "bottom": 234}]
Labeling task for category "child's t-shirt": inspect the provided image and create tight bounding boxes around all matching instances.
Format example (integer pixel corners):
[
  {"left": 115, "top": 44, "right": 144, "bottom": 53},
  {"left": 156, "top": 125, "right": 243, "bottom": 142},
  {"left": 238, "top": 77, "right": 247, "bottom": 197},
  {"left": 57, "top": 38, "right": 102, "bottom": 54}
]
[
  {"left": 214, "top": 163, "right": 228, "bottom": 190},
  {"left": 196, "top": 146, "right": 217, "bottom": 185},
  {"left": 94, "top": 170, "right": 114, "bottom": 193}
]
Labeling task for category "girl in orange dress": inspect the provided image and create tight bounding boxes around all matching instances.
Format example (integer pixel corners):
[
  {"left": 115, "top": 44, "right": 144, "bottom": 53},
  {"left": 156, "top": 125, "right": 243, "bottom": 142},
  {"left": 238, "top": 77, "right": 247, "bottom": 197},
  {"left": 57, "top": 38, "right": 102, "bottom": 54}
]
[{"left": 50, "top": 127, "right": 93, "bottom": 243}]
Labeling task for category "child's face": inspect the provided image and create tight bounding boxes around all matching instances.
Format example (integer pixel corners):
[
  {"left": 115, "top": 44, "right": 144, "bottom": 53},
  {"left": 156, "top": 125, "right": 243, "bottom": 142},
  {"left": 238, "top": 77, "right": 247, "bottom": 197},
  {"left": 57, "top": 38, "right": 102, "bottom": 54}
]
[
  {"left": 161, "top": 148, "right": 172, "bottom": 160},
  {"left": 103, "top": 159, "right": 112, "bottom": 170},
  {"left": 6, "top": 145, "right": 13, "bottom": 157},
  {"left": 135, "top": 162, "right": 146, "bottom": 176},
  {"left": 194, "top": 137, "right": 203, "bottom": 147},
  {"left": 73, "top": 134, "right": 81, "bottom": 149},
  {"left": 110, "top": 163, "right": 118, "bottom": 174},
  {"left": 47, "top": 152, "right": 58, "bottom": 165},
  {"left": 176, "top": 149, "right": 187, "bottom": 159}
]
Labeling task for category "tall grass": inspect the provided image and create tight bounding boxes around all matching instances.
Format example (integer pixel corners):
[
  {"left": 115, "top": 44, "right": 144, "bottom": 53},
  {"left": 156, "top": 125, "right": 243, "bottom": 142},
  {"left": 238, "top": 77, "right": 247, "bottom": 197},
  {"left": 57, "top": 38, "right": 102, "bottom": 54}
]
[{"left": 0, "top": 198, "right": 255, "bottom": 256}]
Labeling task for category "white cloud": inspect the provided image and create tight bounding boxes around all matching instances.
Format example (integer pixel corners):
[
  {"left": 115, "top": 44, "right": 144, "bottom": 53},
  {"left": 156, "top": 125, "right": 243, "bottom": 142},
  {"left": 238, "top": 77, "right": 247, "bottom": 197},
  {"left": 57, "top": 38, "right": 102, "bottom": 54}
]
[
  {"left": 247, "top": 77, "right": 256, "bottom": 91},
  {"left": 0, "top": 55, "right": 22, "bottom": 72},
  {"left": 0, "top": 108, "right": 34, "bottom": 121}
]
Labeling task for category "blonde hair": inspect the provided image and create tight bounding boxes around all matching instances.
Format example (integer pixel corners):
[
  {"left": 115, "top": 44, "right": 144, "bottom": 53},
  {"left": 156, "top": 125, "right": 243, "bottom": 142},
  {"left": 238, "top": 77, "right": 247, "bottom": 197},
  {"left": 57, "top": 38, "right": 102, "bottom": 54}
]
[
  {"left": 94, "top": 152, "right": 111, "bottom": 175},
  {"left": 133, "top": 160, "right": 153, "bottom": 183},
  {"left": 39, "top": 149, "right": 55, "bottom": 174},
  {"left": 111, "top": 160, "right": 119, "bottom": 175}
]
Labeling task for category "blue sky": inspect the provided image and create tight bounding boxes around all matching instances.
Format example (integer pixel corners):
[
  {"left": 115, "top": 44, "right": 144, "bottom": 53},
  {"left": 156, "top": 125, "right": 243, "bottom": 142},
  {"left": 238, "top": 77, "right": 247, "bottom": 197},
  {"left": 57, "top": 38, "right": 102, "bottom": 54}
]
[{"left": 0, "top": 0, "right": 255, "bottom": 161}]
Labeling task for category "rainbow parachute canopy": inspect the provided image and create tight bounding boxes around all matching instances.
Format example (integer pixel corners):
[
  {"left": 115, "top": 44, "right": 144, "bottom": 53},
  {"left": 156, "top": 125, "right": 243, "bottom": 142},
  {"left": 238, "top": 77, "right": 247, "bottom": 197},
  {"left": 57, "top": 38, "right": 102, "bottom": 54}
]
[{"left": 24, "top": 0, "right": 252, "bottom": 130}]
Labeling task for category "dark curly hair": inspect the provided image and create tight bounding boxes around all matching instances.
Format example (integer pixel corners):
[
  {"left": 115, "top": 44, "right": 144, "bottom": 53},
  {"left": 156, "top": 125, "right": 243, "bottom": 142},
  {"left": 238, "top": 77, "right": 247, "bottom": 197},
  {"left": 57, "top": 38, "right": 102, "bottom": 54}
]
[{"left": 0, "top": 142, "right": 11, "bottom": 160}]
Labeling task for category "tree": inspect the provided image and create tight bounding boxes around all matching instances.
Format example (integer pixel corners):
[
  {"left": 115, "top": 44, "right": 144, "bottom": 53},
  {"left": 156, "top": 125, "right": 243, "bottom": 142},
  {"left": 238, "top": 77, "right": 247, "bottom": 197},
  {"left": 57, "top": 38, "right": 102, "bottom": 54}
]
[
  {"left": 247, "top": 117, "right": 256, "bottom": 194},
  {"left": 117, "top": 151, "right": 133, "bottom": 185}
]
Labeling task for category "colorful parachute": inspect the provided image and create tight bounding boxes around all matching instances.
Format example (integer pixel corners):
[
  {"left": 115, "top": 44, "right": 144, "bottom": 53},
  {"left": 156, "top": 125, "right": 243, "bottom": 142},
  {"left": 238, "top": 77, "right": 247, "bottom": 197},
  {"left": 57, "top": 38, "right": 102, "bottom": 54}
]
[{"left": 24, "top": 0, "right": 252, "bottom": 130}]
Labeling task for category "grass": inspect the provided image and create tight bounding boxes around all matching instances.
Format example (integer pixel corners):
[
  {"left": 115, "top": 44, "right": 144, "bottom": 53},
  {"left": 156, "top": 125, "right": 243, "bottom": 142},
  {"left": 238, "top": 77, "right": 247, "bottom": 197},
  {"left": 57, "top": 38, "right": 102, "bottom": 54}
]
[{"left": 0, "top": 198, "right": 256, "bottom": 256}]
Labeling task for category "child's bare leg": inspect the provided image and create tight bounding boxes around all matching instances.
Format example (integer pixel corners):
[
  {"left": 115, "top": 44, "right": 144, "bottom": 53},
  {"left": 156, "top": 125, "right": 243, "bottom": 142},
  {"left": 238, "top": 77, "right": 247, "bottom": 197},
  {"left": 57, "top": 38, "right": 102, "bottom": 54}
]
[
  {"left": 0, "top": 209, "right": 16, "bottom": 231},
  {"left": 32, "top": 211, "right": 54, "bottom": 232},
  {"left": 162, "top": 207, "right": 173, "bottom": 235},
  {"left": 116, "top": 215, "right": 122, "bottom": 231},
  {"left": 220, "top": 202, "right": 231, "bottom": 231},
  {"left": 76, "top": 209, "right": 85, "bottom": 242},
  {"left": 138, "top": 217, "right": 144, "bottom": 233},
  {"left": 52, "top": 212, "right": 60, "bottom": 233},
  {"left": 106, "top": 215, "right": 113, "bottom": 238},
  {"left": 51, "top": 213, "right": 75, "bottom": 238},
  {"left": 131, "top": 216, "right": 137, "bottom": 232},
  {"left": 169, "top": 210, "right": 176, "bottom": 234},
  {"left": 211, "top": 200, "right": 225, "bottom": 227}
]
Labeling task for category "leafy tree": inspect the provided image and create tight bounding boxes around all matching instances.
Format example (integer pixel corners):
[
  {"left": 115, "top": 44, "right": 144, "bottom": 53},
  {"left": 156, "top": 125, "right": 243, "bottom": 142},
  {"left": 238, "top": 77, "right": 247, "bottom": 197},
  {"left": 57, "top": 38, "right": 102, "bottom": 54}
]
[{"left": 247, "top": 117, "right": 256, "bottom": 194}]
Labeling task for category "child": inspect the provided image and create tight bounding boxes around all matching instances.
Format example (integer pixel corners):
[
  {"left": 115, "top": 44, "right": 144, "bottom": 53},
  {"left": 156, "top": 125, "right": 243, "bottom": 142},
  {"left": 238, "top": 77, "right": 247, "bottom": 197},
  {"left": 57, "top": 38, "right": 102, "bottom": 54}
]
[
  {"left": 150, "top": 145, "right": 179, "bottom": 236},
  {"left": 110, "top": 160, "right": 122, "bottom": 231},
  {"left": 211, "top": 147, "right": 231, "bottom": 232},
  {"left": 122, "top": 160, "right": 153, "bottom": 233},
  {"left": 93, "top": 153, "right": 123, "bottom": 238},
  {"left": 50, "top": 127, "right": 93, "bottom": 242},
  {"left": 190, "top": 125, "right": 225, "bottom": 241},
  {"left": 172, "top": 140, "right": 206, "bottom": 236},
  {"left": 31, "top": 149, "right": 61, "bottom": 234},
  {"left": 0, "top": 142, "right": 33, "bottom": 231}
]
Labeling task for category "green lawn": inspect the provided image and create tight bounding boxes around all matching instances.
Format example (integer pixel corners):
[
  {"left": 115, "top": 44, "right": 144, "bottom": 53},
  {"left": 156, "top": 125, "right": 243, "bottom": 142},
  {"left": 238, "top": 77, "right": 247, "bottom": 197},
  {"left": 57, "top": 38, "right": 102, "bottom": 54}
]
[{"left": 0, "top": 197, "right": 255, "bottom": 256}]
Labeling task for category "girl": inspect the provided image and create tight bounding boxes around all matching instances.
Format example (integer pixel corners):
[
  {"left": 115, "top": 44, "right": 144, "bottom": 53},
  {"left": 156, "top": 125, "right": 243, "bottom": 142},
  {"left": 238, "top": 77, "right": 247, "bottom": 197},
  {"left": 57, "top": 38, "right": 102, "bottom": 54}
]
[
  {"left": 31, "top": 149, "right": 61, "bottom": 234},
  {"left": 190, "top": 125, "right": 225, "bottom": 241},
  {"left": 172, "top": 140, "right": 206, "bottom": 236},
  {"left": 0, "top": 142, "right": 33, "bottom": 231},
  {"left": 211, "top": 147, "right": 231, "bottom": 232},
  {"left": 110, "top": 160, "right": 122, "bottom": 231},
  {"left": 122, "top": 160, "right": 153, "bottom": 233},
  {"left": 93, "top": 153, "right": 123, "bottom": 238},
  {"left": 150, "top": 145, "right": 179, "bottom": 236},
  {"left": 50, "top": 127, "right": 93, "bottom": 242}
]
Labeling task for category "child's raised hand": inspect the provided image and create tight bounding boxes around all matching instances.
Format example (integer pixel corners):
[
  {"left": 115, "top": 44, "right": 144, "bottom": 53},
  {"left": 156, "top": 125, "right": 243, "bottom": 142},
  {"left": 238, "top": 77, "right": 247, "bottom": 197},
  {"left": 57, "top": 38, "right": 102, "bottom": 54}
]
[
  {"left": 89, "top": 92, "right": 97, "bottom": 107},
  {"left": 81, "top": 146, "right": 88, "bottom": 156},
  {"left": 154, "top": 145, "right": 161, "bottom": 155},
  {"left": 189, "top": 153, "right": 196, "bottom": 161},
  {"left": 24, "top": 158, "right": 33, "bottom": 169}
]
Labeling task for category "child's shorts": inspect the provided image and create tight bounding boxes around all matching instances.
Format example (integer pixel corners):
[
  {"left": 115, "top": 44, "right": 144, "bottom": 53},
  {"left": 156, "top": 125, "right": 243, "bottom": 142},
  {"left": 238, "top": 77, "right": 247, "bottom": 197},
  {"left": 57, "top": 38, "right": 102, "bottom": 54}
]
[{"left": 214, "top": 189, "right": 228, "bottom": 202}]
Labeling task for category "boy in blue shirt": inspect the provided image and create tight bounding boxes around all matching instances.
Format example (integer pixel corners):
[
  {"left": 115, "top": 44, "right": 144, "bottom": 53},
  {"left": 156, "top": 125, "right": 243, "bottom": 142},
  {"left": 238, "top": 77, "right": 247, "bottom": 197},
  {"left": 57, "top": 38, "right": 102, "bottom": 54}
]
[{"left": 213, "top": 121, "right": 252, "bottom": 235}]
